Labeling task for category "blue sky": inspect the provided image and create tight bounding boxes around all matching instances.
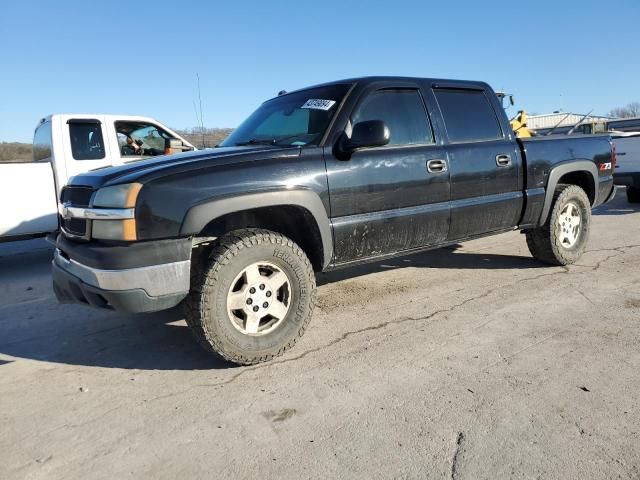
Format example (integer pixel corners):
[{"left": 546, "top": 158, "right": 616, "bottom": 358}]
[{"left": 1, "top": 0, "right": 639, "bottom": 142}]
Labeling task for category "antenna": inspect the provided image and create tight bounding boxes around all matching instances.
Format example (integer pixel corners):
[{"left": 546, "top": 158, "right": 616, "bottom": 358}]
[{"left": 193, "top": 73, "right": 205, "bottom": 148}]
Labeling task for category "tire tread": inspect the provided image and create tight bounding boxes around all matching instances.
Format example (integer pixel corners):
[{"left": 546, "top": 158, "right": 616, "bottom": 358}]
[
  {"left": 526, "top": 184, "right": 591, "bottom": 266},
  {"left": 184, "top": 228, "right": 316, "bottom": 365},
  {"left": 627, "top": 187, "right": 640, "bottom": 203}
]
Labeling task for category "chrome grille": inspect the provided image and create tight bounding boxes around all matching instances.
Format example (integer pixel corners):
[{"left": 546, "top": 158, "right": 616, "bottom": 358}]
[{"left": 60, "top": 186, "right": 94, "bottom": 239}]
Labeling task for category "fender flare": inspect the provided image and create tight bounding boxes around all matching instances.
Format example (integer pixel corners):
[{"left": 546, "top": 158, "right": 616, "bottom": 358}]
[
  {"left": 538, "top": 160, "right": 598, "bottom": 226},
  {"left": 180, "top": 189, "right": 333, "bottom": 268}
]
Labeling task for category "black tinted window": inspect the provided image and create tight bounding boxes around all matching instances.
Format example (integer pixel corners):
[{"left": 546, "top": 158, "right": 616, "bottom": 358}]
[
  {"left": 69, "top": 121, "right": 105, "bottom": 160},
  {"left": 352, "top": 89, "right": 433, "bottom": 146},
  {"left": 32, "top": 121, "right": 52, "bottom": 161},
  {"left": 434, "top": 89, "right": 503, "bottom": 143}
]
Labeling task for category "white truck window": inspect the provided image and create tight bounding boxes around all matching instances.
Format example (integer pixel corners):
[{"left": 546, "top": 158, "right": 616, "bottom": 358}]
[
  {"left": 32, "top": 121, "right": 53, "bottom": 162},
  {"left": 69, "top": 121, "right": 106, "bottom": 160},
  {"left": 116, "top": 121, "right": 172, "bottom": 157}
]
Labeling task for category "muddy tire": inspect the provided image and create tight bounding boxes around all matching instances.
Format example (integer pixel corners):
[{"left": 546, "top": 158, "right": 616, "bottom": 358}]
[
  {"left": 525, "top": 184, "right": 591, "bottom": 265},
  {"left": 184, "top": 229, "right": 316, "bottom": 365},
  {"left": 627, "top": 187, "right": 640, "bottom": 203}
]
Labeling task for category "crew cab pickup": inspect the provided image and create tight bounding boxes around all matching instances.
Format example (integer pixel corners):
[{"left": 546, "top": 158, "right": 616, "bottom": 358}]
[
  {"left": 52, "top": 77, "right": 616, "bottom": 365},
  {"left": 0, "top": 114, "right": 194, "bottom": 242}
]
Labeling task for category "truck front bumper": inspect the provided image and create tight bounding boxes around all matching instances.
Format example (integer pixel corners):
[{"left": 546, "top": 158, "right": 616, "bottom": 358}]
[{"left": 52, "top": 236, "right": 192, "bottom": 313}]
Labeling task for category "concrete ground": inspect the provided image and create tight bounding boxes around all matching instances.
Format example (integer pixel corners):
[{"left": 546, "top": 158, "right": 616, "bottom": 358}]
[{"left": 1, "top": 189, "right": 639, "bottom": 480}]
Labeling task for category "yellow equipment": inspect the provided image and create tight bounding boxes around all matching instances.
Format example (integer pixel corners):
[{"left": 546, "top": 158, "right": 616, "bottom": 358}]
[
  {"left": 496, "top": 91, "right": 535, "bottom": 138},
  {"left": 510, "top": 110, "right": 534, "bottom": 138}
]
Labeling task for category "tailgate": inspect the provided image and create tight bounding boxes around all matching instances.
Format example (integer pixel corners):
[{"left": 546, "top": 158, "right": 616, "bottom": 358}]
[
  {"left": 613, "top": 135, "right": 640, "bottom": 176},
  {"left": 0, "top": 163, "right": 58, "bottom": 237}
]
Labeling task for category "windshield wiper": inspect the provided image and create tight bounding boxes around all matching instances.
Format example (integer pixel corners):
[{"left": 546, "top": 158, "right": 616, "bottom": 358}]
[
  {"left": 234, "top": 138, "right": 279, "bottom": 147},
  {"left": 235, "top": 135, "right": 311, "bottom": 147}
]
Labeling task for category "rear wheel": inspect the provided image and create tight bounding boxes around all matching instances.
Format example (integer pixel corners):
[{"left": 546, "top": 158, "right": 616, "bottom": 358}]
[
  {"left": 184, "top": 229, "right": 316, "bottom": 365},
  {"left": 525, "top": 184, "right": 591, "bottom": 265},
  {"left": 627, "top": 187, "right": 640, "bottom": 203}
]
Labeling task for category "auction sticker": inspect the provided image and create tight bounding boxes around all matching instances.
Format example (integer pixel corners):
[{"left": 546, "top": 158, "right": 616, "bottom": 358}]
[{"left": 301, "top": 99, "right": 336, "bottom": 110}]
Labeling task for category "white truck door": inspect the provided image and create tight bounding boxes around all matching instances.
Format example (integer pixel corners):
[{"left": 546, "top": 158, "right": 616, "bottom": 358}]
[{"left": 62, "top": 117, "right": 115, "bottom": 178}]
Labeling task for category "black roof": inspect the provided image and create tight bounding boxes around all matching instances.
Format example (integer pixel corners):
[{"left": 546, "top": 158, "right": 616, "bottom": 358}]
[{"left": 279, "top": 76, "right": 491, "bottom": 97}]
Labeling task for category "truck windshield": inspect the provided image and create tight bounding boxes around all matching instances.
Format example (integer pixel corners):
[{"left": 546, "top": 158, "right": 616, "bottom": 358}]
[{"left": 221, "top": 83, "right": 352, "bottom": 148}]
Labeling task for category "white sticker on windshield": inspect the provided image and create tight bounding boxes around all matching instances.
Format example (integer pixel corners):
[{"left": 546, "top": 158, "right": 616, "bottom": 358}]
[{"left": 301, "top": 99, "right": 336, "bottom": 111}]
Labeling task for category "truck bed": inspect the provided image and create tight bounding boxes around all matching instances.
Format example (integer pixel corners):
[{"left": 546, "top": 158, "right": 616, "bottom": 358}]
[
  {"left": 517, "top": 134, "right": 615, "bottom": 226},
  {"left": 0, "top": 162, "right": 58, "bottom": 240}
]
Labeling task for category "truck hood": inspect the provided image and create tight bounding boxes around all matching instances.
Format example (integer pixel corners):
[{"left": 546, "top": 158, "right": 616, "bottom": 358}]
[{"left": 67, "top": 145, "right": 300, "bottom": 189}]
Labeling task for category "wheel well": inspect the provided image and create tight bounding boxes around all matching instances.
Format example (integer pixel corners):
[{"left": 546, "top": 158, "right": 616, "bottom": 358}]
[
  {"left": 557, "top": 171, "right": 595, "bottom": 205},
  {"left": 197, "top": 206, "right": 325, "bottom": 271}
]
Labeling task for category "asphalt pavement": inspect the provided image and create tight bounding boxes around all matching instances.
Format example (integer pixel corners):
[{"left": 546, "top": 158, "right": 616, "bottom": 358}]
[{"left": 1, "top": 189, "right": 639, "bottom": 479}]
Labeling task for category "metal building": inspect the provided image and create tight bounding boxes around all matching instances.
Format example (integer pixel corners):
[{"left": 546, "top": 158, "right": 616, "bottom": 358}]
[
  {"left": 608, "top": 117, "right": 640, "bottom": 132},
  {"left": 526, "top": 113, "right": 611, "bottom": 130}
]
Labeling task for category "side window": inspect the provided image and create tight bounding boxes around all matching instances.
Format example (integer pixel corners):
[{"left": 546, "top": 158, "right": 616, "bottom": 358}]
[
  {"left": 351, "top": 89, "right": 433, "bottom": 146},
  {"left": 116, "top": 122, "right": 172, "bottom": 157},
  {"left": 68, "top": 121, "right": 105, "bottom": 160},
  {"left": 32, "top": 121, "right": 52, "bottom": 162},
  {"left": 434, "top": 89, "right": 503, "bottom": 143}
]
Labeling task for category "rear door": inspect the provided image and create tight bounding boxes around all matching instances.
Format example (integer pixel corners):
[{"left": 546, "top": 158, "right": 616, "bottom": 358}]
[
  {"left": 326, "top": 83, "right": 450, "bottom": 264},
  {"left": 432, "top": 86, "right": 523, "bottom": 239},
  {"left": 63, "top": 118, "right": 113, "bottom": 178}
]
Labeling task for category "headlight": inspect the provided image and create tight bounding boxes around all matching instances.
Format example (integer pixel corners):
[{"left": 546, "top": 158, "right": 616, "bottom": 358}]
[
  {"left": 91, "top": 183, "right": 142, "bottom": 241},
  {"left": 92, "top": 183, "right": 142, "bottom": 208}
]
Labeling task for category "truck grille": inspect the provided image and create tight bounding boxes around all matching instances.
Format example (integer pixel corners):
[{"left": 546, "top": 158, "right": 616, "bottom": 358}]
[
  {"left": 61, "top": 218, "right": 88, "bottom": 237},
  {"left": 60, "top": 186, "right": 94, "bottom": 239}
]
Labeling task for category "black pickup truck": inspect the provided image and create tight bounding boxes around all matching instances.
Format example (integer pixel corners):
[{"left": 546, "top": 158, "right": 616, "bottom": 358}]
[{"left": 53, "top": 76, "right": 616, "bottom": 364}]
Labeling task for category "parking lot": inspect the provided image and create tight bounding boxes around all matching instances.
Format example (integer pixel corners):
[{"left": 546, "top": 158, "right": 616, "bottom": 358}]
[{"left": 1, "top": 189, "right": 639, "bottom": 479}]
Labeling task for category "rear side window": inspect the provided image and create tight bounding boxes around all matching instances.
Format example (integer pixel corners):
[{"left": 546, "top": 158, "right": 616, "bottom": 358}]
[
  {"left": 434, "top": 89, "right": 503, "bottom": 143},
  {"left": 68, "top": 121, "right": 105, "bottom": 160},
  {"left": 32, "top": 121, "right": 52, "bottom": 161},
  {"left": 352, "top": 89, "right": 433, "bottom": 146}
]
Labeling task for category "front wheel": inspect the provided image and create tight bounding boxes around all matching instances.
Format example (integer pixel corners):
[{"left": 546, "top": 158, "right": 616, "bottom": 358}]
[
  {"left": 184, "top": 229, "right": 316, "bottom": 365},
  {"left": 525, "top": 184, "right": 591, "bottom": 265}
]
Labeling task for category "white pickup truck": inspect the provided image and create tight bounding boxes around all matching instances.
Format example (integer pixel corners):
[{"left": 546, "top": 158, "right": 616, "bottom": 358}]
[{"left": 0, "top": 114, "right": 196, "bottom": 242}]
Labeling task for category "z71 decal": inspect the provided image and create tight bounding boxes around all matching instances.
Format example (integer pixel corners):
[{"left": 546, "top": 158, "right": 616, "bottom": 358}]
[{"left": 599, "top": 162, "right": 612, "bottom": 171}]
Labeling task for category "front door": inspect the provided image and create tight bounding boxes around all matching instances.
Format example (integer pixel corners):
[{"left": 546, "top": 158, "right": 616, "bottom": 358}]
[{"left": 326, "top": 86, "right": 450, "bottom": 264}]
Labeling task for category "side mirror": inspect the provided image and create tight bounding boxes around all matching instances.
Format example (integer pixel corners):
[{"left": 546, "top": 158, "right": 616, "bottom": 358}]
[
  {"left": 343, "top": 120, "right": 390, "bottom": 152},
  {"left": 164, "top": 137, "right": 194, "bottom": 155}
]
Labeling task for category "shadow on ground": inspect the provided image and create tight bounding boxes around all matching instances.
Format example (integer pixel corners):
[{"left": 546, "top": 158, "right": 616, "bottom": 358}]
[
  {"left": 0, "top": 239, "right": 548, "bottom": 371},
  {"left": 0, "top": 305, "right": 233, "bottom": 371},
  {"left": 317, "top": 248, "right": 543, "bottom": 286}
]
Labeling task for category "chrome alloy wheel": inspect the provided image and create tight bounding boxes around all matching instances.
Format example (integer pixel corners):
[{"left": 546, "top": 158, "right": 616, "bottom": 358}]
[
  {"left": 556, "top": 201, "right": 582, "bottom": 248},
  {"left": 226, "top": 261, "right": 291, "bottom": 336}
]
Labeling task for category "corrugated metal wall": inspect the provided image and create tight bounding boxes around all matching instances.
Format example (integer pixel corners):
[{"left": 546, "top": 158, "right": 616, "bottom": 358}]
[{"left": 527, "top": 113, "right": 610, "bottom": 129}]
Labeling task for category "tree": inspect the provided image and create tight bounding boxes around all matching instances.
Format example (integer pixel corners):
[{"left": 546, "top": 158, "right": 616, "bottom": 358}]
[{"left": 608, "top": 102, "right": 640, "bottom": 118}]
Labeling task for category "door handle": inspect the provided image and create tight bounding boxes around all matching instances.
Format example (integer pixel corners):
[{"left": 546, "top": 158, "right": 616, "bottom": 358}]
[
  {"left": 427, "top": 159, "right": 447, "bottom": 173},
  {"left": 495, "top": 154, "right": 512, "bottom": 167}
]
